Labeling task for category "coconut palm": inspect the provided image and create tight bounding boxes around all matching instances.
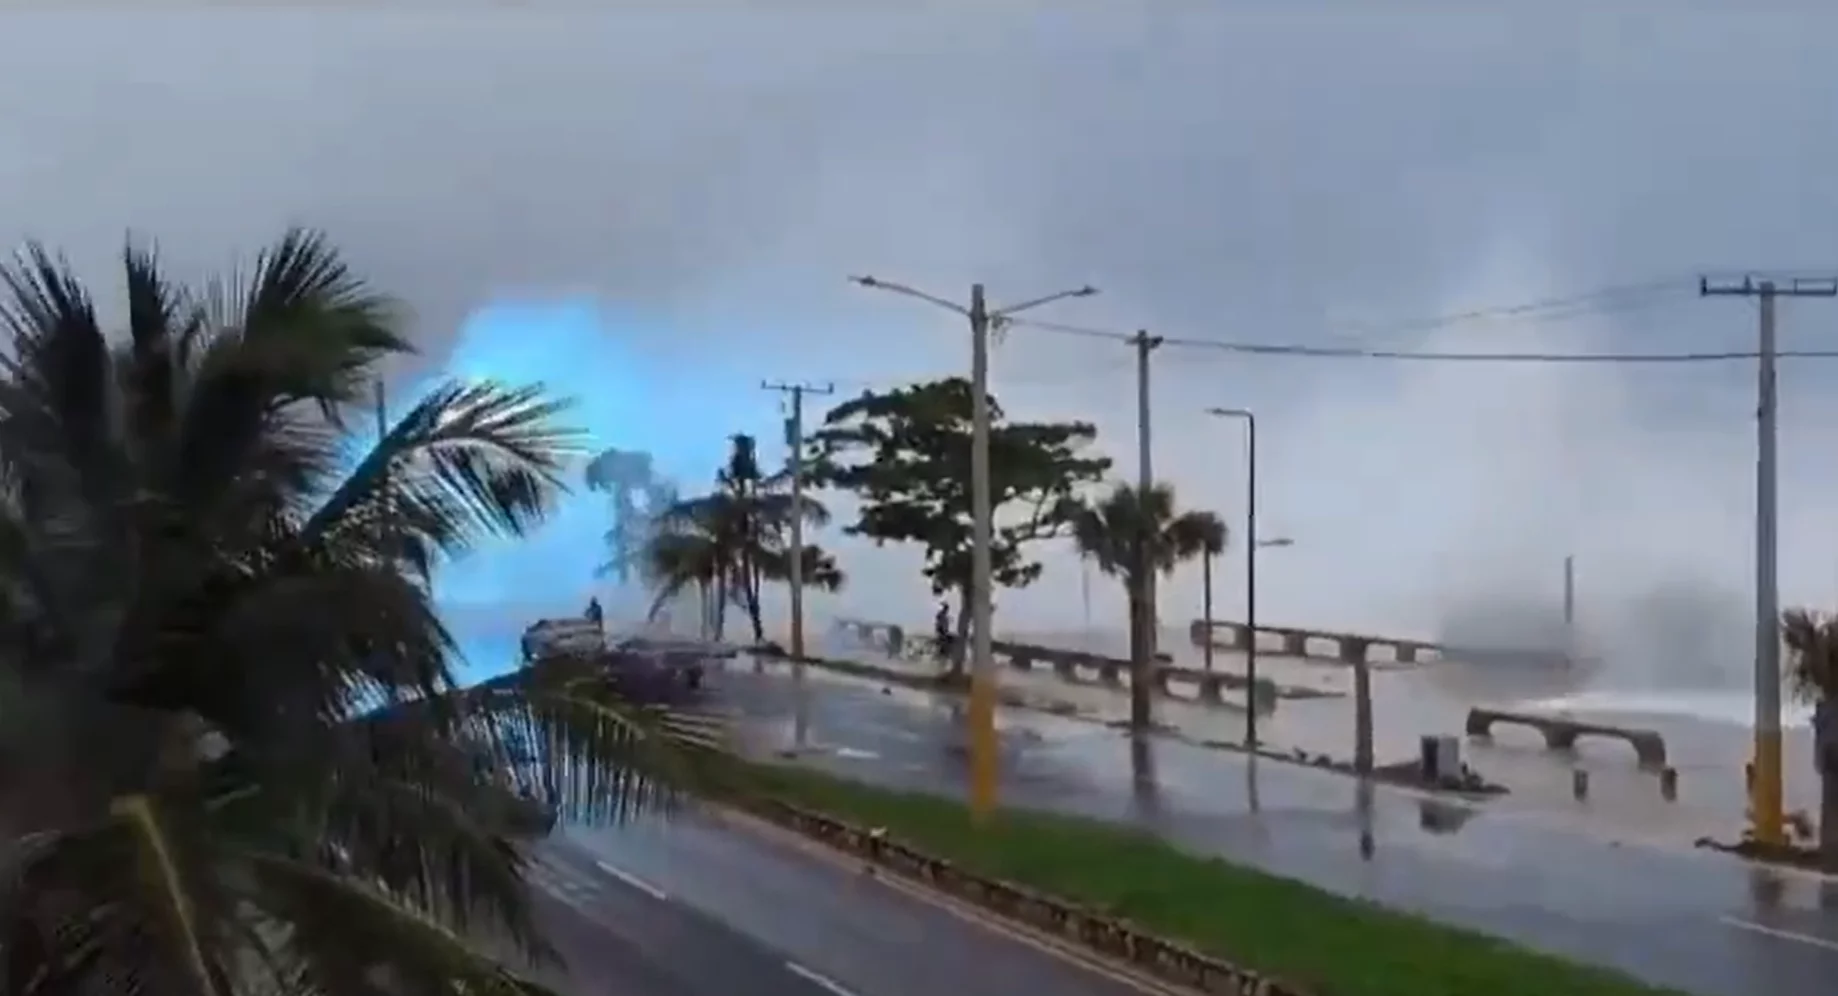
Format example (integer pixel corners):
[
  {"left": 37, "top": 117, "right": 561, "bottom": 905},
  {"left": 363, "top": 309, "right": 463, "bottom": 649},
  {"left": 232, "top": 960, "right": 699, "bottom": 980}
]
[
  {"left": 0, "top": 230, "right": 717, "bottom": 996},
  {"left": 1071, "top": 482, "right": 1225, "bottom": 732},
  {"left": 1195, "top": 516, "right": 1229, "bottom": 673},
  {"left": 645, "top": 435, "right": 840, "bottom": 644},
  {"left": 1780, "top": 607, "right": 1838, "bottom": 864}
]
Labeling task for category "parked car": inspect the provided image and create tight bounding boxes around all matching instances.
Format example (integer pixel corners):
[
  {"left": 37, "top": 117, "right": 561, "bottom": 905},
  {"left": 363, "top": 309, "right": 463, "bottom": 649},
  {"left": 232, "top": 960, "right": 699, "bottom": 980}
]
[
  {"left": 521, "top": 616, "right": 606, "bottom": 662},
  {"left": 505, "top": 785, "right": 559, "bottom": 837}
]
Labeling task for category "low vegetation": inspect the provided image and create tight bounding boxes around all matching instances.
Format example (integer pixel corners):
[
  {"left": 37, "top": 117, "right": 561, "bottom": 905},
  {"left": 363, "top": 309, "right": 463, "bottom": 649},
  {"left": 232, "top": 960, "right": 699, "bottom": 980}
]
[{"left": 733, "top": 761, "right": 1688, "bottom": 996}]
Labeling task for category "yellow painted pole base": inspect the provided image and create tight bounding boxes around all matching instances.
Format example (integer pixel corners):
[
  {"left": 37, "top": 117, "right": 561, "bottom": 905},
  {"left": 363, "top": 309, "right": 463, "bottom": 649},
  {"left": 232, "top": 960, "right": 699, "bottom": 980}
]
[
  {"left": 1750, "top": 730, "right": 1785, "bottom": 847},
  {"left": 968, "top": 669, "right": 999, "bottom": 825}
]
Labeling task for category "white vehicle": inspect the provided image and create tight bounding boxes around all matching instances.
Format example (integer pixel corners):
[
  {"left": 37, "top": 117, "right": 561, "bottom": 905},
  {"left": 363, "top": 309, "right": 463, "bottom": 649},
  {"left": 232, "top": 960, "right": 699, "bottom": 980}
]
[{"left": 520, "top": 617, "right": 606, "bottom": 662}]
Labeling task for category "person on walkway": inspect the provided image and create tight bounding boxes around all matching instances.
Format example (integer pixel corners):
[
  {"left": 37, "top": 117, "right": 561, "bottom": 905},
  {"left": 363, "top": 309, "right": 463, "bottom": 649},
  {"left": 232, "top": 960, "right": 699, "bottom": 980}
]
[{"left": 933, "top": 601, "right": 954, "bottom": 664}]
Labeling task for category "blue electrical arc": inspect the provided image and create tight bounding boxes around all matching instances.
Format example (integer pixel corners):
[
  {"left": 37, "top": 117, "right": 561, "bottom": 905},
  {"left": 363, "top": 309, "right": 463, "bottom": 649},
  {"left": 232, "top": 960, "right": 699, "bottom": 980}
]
[{"left": 378, "top": 299, "right": 750, "bottom": 683}]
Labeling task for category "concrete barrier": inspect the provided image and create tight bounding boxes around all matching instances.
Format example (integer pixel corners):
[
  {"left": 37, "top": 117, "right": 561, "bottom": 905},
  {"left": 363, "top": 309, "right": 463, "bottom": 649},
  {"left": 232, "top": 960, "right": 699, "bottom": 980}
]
[
  {"left": 1189, "top": 618, "right": 1440, "bottom": 666},
  {"left": 831, "top": 620, "right": 1281, "bottom": 712},
  {"left": 741, "top": 796, "right": 1306, "bottom": 996},
  {"left": 1464, "top": 707, "right": 1668, "bottom": 769},
  {"left": 991, "top": 640, "right": 1278, "bottom": 713}
]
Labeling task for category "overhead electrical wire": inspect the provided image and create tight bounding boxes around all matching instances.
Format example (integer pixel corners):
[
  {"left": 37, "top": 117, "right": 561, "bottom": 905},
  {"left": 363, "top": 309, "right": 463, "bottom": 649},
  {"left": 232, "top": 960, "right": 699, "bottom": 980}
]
[{"left": 999, "top": 276, "right": 1838, "bottom": 364}]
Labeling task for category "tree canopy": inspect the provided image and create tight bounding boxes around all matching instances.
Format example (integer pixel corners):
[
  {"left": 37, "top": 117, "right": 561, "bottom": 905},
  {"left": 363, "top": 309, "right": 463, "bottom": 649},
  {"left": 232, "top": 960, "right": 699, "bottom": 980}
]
[
  {"left": 0, "top": 230, "right": 716, "bottom": 996},
  {"left": 807, "top": 377, "right": 1109, "bottom": 612},
  {"left": 1070, "top": 480, "right": 1224, "bottom": 728},
  {"left": 644, "top": 433, "right": 841, "bottom": 641},
  {"left": 1070, "top": 481, "right": 1226, "bottom": 585}
]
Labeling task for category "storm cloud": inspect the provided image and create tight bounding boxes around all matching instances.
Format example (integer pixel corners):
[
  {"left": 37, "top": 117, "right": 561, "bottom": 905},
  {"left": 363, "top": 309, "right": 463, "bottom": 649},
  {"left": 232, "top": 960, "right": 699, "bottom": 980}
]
[{"left": 4, "top": 5, "right": 1837, "bottom": 690}]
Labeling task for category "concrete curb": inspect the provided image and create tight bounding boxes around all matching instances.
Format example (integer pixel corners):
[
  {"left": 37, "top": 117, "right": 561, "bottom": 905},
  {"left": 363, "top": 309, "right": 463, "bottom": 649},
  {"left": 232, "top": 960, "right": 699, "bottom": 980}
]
[
  {"left": 750, "top": 649, "right": 961, "bottom": 692},
  {"left": 734, "top": 793, "right": 1308, "bottom": 996}
]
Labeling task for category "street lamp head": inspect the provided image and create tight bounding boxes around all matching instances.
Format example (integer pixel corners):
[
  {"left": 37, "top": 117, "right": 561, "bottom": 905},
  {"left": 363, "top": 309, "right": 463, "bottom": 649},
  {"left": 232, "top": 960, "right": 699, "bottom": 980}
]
[
  {"left": 1205, "top": 406, "right": 1252, "bottom": 419},
  {"left": 849, "top": 275, "right": 880, "bottom": 288},
  {"left": 1073, "top": 285, "right": 1099, "bottom": 298},
  {"left": 1257, "top": 537, "right": 1295, "bottom": 549}
]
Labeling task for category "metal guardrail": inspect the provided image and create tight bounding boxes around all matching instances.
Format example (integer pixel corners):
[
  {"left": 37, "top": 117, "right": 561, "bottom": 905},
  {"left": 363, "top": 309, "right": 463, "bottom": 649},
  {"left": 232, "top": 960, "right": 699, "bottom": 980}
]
[{"left": 741, "top": 796, "right": 1306, "bottom": 996}]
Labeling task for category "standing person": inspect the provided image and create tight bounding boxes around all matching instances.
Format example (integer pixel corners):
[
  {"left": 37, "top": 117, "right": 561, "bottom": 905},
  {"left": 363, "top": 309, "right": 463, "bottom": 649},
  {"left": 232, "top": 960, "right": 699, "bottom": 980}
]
[
  {"left": 584, "top": 596, "right": 604, "bottom": 628},
  {"left": 933, "top": 601, "right": 954, "bottom": 665}
]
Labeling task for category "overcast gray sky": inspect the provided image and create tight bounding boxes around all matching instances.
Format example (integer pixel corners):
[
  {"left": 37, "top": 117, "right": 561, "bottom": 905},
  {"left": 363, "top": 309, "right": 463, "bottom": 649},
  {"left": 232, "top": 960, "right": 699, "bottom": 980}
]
[{"left": 5, "top": 5, "right": 1838, "bottom": 687}]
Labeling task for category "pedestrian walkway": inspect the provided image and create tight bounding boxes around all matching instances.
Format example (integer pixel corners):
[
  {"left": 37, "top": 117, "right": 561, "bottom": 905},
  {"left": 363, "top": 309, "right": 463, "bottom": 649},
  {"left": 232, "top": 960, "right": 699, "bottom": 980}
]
[{"left": 758, "top": 633, "right": 1787, "bottom": 849}]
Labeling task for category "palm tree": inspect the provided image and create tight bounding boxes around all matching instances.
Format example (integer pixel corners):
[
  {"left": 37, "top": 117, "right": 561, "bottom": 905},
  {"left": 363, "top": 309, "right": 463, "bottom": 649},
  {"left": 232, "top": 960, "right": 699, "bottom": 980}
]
[
  {"left": 643, "top": 434, "right": 842, "bottom": 643},
  {"left": 1780, "top": 608, "right": 1838, "bottom": 864},
  {"left": 1071, "top": 481, "right": 1225, "bottom": 732},
  {"left": 0, "top": 230, "right": 718, "bottom": 996},
  {"left": 1195, "top": 516, "right": 1229, "bottom": 673}
]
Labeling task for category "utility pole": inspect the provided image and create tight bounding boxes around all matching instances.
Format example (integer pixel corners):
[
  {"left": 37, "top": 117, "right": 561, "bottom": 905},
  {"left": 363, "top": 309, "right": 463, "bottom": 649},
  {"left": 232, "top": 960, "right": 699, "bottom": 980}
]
[
  {"left": 966, "top": 285, "right": 999, "bottom": 818},
  {"left": 1700, "top": 273, "right": 1838, "bottom": 847},
  {"left": 1128, "top": 330, "right": 1164, "bottom": 733},
  {"left": 763, "top": 379, "right": 834, "bottom": 751},
  {"left": 1562, "top": 554, "right": 1576, "bottom": 662},
  {"left": 850, "top": 275, "right": 1097, "bottom": 824}
]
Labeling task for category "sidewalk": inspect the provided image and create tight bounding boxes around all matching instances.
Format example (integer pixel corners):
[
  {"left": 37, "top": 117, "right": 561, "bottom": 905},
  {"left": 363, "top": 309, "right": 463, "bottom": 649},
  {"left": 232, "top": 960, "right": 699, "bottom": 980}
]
[{"left": 771, "top": 633, "right": 1783, "bottom": 849}]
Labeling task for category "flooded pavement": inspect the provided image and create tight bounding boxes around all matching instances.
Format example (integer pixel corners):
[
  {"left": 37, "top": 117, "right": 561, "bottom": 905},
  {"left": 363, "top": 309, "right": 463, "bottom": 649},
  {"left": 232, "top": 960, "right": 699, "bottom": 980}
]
[
  {"left": 703, "top": 659, "right": 1838, "bottom": 996},
  {"left": 800, "top": 630, "right": 1822, "bottom": 848}
]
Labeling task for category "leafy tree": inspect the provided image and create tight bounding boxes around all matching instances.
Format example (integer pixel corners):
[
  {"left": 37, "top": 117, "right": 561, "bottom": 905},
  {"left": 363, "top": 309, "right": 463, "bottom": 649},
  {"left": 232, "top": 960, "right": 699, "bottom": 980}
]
[
  {"left": 1070, "top": 481, "right": 1223, "bottom": 731},
  {"left": 0, "top": 230, "right": 716, "bottom": 996},
  {"left": 645, "top": 433, "right": 841, "bottom": 642},
  {"left": 807, "top": 378, "right": 1109, "bottom": 675},
  {"left": 584, "top": 447, "right": 675, "bottom": 585},
  {"left": 1780, "top": 608, "right": 1838, "bottom": 864}
]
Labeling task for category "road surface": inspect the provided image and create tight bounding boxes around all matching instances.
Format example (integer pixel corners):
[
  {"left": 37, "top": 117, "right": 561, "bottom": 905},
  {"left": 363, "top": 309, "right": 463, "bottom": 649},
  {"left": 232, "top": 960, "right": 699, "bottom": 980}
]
[
  {"left": 523, "top": 806, "right": 1154, "bottom": 996},
  {"left": 708, "top": 660, "right": 1838, "bottom": 996}
]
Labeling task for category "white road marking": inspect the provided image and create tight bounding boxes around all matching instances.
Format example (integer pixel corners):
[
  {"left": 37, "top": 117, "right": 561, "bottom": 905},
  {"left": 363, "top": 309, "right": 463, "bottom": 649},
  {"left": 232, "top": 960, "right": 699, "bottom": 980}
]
[
  {"left": 833, "top": 747, "right": 880, "bottom": 760},
  {"left": 1719, "top": 915, "right": 1838, "bottom": 953},
  {"left": 594, "top": 860, "right": 668, "bottom": 901},
  {"left": 784, "top": 961, "right": 860, "bottom": 996},
  {"left": 527, "top": 868, "right": 592, "bottom": 910},
  {"left": 717, "top": 807, "right": 1208, "bottom": 996}
]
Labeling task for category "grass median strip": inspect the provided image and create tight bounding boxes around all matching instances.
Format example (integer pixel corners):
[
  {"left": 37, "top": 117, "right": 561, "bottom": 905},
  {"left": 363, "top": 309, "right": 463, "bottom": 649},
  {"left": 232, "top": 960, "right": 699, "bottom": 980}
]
[{"left": 729, "top": 760, "right": 1686, "bottom": 996}]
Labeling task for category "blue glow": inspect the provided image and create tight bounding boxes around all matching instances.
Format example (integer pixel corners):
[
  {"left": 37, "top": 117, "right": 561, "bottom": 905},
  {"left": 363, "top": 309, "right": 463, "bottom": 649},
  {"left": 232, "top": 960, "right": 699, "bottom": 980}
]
[{"left": 371, "top": 299, "right": 755, "bottom": 684}]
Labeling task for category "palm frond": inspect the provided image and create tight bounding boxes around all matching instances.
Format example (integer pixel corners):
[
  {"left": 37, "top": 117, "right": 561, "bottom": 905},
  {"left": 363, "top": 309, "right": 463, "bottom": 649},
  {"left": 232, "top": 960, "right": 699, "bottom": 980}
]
[
  {"left": 1782, "top": 607, "right": 1838, "bottom": 704},
  {"left": 1070, "top": 481, "right": 1219, "bottom": 581},
  {"left": 0, "top": 230, "right": 720, "bottom": 996},
  {"left": 303, "top": 380, "right": 582, "bottom": 573}
]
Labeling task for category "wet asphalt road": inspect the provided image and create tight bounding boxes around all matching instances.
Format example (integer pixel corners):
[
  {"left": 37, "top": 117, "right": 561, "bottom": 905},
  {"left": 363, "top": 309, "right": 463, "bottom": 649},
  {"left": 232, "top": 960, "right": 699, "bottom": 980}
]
[
  {"left": 708, "top": 661, "right": 1838, "bottom": 996},
  {"left": 525, "top": 806, "right": 1149, "bottom": 996}
]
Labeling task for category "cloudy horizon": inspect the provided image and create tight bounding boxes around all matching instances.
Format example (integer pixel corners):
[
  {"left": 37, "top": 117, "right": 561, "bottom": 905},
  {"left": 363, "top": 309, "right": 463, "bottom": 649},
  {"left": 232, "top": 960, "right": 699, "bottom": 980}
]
[{"left": 6, "top": 6, "right": 1838, "bottom": 690}]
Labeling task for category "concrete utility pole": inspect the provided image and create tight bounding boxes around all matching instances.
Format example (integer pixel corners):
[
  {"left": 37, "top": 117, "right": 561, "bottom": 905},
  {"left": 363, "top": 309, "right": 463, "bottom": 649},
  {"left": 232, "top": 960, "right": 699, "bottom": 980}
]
[
  {"left": 1562, "top": 554, "right": 1576, "bottom": 662},
  {"left": 850, "top": 276, "right": 1097, "bottom": 824},
  {"left": 1128, "top": 330, "right": 1164, "bottom": 732},
  {"left": 763, "top": 379, "right": 834, "bottom": 750},
  {"left": 1700, "top": 274, "right": 1838, "bottom": 847}
]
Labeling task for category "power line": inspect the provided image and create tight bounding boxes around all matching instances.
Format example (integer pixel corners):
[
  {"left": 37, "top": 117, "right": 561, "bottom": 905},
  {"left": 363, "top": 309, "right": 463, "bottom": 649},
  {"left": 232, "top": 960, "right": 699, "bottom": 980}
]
[
  {"left": 1010, "top": 277, "right": 1688, "bottom": 344},
  {"left": 1003, "top": 281, "right": 1838, "bottom": 363}
]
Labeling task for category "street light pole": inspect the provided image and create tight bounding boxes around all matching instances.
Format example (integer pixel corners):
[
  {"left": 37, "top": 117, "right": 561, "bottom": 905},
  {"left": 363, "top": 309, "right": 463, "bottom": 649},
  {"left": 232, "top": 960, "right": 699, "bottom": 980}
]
[
  {"left": 1206, "top": 406, "right": 1260, "bottom": 746},
  {"left": 851, "top": 275, "right": 1097, "bottom": 824}
]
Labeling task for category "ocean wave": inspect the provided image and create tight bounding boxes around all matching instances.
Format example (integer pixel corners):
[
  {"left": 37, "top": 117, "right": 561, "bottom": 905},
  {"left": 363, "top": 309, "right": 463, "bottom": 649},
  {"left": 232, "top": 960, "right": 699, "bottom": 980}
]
[{"left": 1518, "top": 688, "right": 1814, "bottom": 729}]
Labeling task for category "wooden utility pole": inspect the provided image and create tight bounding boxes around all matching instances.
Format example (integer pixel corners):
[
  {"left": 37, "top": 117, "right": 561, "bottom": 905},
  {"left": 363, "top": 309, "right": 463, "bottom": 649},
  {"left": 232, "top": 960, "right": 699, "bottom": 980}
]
[{"left": 1700, "top": 274, "right": 1838, "bottom": 846}]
